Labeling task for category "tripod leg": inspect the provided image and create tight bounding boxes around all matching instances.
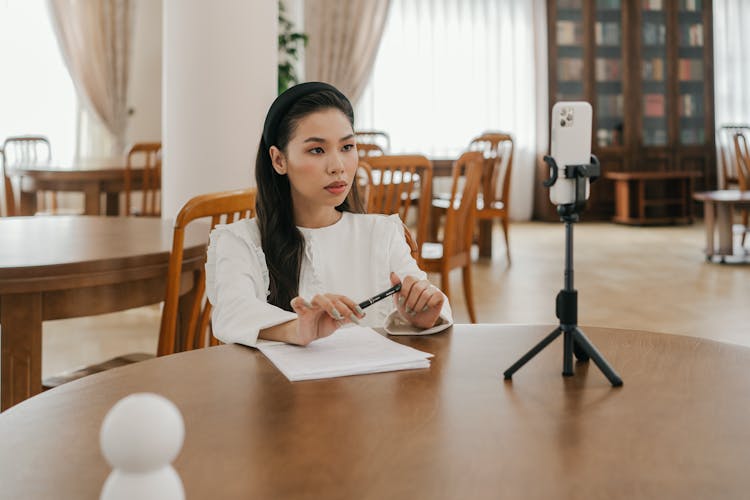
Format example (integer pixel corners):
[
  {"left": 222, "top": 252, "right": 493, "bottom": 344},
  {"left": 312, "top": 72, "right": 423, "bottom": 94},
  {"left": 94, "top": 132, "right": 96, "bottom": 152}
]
[
  {"left": 572, "top": 328, "right": 623, "bottom": 387},
  {"left": 573, "top": 338, "right": 590, "bottom": 362},
  {"left": 563, "top": 329, "right": 574, "bottom": 376},
  {"left": 504, "top": 328, "right": 563, "bottom": 380}
]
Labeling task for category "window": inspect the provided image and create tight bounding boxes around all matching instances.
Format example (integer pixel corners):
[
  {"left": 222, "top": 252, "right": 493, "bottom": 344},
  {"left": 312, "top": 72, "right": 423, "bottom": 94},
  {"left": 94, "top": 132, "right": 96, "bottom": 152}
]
[
  {"left": 356, "top": 0, "right": 540, "bottom": 159},
  {"left": 0, "top": 0, "right": 77, "bottom": 158}
]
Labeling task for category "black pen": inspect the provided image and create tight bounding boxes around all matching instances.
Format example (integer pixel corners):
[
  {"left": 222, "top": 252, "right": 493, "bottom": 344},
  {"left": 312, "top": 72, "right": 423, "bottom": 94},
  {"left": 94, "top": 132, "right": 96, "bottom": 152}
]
[{"left": 358, "top": 283, "right": 402, "bottom": 310}]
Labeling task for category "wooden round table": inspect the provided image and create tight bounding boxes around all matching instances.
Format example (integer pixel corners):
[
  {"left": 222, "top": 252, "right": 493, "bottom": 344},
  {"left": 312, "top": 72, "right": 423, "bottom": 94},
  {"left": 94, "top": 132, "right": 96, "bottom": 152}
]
[
  {"left": 6, "top": 158, "right": 150, "bottom": 216},
  {"left": 1, "top": 324, "right": 748, "bottom": 499},
  {"left": 0, "top": 216, "right": 208, "bottom": 410}
]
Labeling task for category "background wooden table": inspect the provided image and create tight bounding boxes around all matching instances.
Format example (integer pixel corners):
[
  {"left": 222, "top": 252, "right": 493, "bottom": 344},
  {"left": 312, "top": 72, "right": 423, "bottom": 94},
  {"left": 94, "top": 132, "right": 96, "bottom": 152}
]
[
  {"left": 693, "top": 190, "right": 750, "bottom": 262},
  {"left": 605, "top": 171, "right": 701, "bottom": 225},
  {"left": 2, "top": 324, "right": 749, "bottom": 499},
  {"left": 0, "top": 216, "right": 207, "bottom": 410},
  {"left": 6, "top": 158, "right": 151, "bottom": 216}
]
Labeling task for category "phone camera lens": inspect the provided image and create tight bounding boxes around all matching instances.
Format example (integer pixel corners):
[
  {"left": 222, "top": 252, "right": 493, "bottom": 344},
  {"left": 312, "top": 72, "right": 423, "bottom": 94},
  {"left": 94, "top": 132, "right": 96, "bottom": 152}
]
[{"left": 560, "top": 119, "right": 566, "bottom": 126}]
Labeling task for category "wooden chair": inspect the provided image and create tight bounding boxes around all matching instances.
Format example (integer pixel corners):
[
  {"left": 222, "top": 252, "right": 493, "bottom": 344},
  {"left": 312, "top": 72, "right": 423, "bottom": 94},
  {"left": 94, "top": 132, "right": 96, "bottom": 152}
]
[
  {"left": 362, "top": 155, "right": 433, "bottom": 265},
  {"left": 125, "top": 142, "right": 161, "bottom": 216},
  {"left": 717, "top": 125, "right": 750, "bottom": 189},
  {"left": 42, "top": 188, "right": 257, "bottom": 388},
  {"left": 357, "top": 142, "right": 385, "bottom": 158},
  {"left": 432, "top": 132, "right": 514, "bottom": 264},
  {"left": 0, "top": 147, "right": 12, "bottom": 216},
  {"left": 355, "top": 130, "right": 391, "bottom": 152},
  {"left": 1, "top": 135, "right": 76, "bottom": 215},
  {"left": 733, "top": 131, "right": 750, "bottom": 246},
  {"left": 356, "top": 160, "right": 373, "bottom": 205},
  {"left": 420, "top": 151, "right": 484, "bottom": 323}
]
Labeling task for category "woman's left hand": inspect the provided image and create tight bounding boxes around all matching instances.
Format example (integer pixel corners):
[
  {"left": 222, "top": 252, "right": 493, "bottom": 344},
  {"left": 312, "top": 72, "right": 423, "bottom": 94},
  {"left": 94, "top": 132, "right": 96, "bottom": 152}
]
[{"left": 390, "top": 272, "right": 444, "bottom": 329}]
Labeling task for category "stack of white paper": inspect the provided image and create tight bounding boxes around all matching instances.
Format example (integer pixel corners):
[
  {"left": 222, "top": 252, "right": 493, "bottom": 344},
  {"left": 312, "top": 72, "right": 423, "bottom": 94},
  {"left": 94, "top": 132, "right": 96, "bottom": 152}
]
[{"left": 257, "top": 326, "right": 433, "bottom": 381}]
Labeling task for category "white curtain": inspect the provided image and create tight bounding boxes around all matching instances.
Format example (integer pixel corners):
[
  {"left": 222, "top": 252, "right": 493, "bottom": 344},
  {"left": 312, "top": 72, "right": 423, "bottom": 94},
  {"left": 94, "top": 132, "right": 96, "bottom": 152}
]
[
  {"left": 356, "top": 0, "right": 547, "bottom": 221},
  {"left": 305, "top": 0, "right": 391, "bottom": 104},
  {"left": 47, "top": 0, "right": 134, "bottom": 154},
  {"left": 713, "top": 0, "right": 750, "bottom": 126}
]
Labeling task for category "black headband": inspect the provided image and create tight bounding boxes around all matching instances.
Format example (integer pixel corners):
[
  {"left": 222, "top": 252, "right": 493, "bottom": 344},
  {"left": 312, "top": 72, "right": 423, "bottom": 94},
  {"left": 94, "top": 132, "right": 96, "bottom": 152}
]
[{"left": 262, "top": 81, "right": 349, "bottom": 147}]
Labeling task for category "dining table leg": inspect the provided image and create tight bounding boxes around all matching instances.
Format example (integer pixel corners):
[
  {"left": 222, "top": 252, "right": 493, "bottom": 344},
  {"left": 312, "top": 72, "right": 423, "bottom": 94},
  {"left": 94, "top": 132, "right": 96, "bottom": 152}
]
[
  {"left": 1, "top": 293, "right": 43, "bottom": 411},
  {"left": 19, "top": 191, "right": 37, "bottom": 216},
  {"left": 83, "top": 184, "right": 101, "bottom": 216}
]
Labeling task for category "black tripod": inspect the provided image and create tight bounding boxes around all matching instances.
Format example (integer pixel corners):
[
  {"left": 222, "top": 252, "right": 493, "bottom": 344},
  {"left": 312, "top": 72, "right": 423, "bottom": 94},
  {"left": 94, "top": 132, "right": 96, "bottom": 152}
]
[{"left": 503, "top": 156, "right": 623, "bottom": 387}]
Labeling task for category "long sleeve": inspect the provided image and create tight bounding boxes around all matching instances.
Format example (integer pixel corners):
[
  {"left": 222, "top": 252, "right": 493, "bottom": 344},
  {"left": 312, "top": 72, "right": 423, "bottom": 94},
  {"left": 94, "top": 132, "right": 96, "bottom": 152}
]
[
  {"left": 383, "top": 216, "right": 453, "bottom": 331},
  {"left": 205, "top": 224, "right": 296, "bottom": 347}
]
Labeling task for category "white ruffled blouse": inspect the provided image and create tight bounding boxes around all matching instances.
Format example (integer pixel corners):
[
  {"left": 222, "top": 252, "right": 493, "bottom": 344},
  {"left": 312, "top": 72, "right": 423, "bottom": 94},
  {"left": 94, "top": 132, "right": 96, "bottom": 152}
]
[{"left": 205, "top": 211, "right": 453, "bottom": 347}]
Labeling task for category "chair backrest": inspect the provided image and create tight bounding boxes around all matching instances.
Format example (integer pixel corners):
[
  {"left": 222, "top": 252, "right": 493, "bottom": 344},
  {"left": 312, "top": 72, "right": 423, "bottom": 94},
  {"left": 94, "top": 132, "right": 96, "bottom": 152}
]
[
  {"left": 2, "top": 135, "right": 51, "bottom": 166},
  {"left": 357, "top": 143, "right": 385, "bottom": 158},
  {"left": 355, "top": 160, "right": 373, "bottom": 206},
  {"left": 355, "top": 130, "right": 391, "bottom": 152},
  {"left": 717, "top": 125, "right": 750, "bottom": 189},
  {"left": 362, "top": 154, "right": 433, "bottom": 251},
  {"left": 157, "top": 188, "right": 257, "bottom": 356},
  {"left": 468, "top": 132, "right": 514, "bottom": 207},
  {"left": 733, "top": 131, "right": 750, "bottom": 192},
  {"left": 441, "top": 151, "right": 484, "bottom": 259},
  {"left": 125, "top": 142, "right": 162, "bottom": 216},
  {"left": 2, "top": 136, "right": 52, "bottom": 214}
]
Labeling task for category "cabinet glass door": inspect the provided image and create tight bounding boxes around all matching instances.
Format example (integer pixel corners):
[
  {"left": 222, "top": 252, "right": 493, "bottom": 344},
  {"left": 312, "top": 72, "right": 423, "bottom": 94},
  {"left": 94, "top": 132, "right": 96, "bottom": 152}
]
[
  {"left": 555, "top": 0, "right": 585, "bottom": 101},
  {"left": 594, "top": 0, "right": 623, "bottom": 147},
  {"left": 676, "top": 0, "right": 705, "bottom": 145},
  {"left": 640, "top": 0, "right": 668, "bottom": 146}
]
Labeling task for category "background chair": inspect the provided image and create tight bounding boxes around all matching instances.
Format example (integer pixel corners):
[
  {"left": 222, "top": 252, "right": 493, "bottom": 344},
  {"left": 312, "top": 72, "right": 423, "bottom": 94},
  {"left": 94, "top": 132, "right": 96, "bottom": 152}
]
[
  {"left": 733, "top": 131, "right": 750, "bottom": 246},
  {"left": 362, "top": 155, "right": 433, "bottom": 265},
  {"left": 717, "top": 125, "right": 750, "bottom": 189},
  {"left": 355, "top": 130, "right": 391, "bottom": 152},
  {"left": 1, "top": 135, "right": 75, "bottom": 215},
  {"left": 125, "top": 142, "right": 162, "bottom": 216},
  {"left": 355, "top": 160, "right": 373, "bottom": 207},
  {"left": 357, "top": 142, "right": 385, "bottom": 158},
  {"left": 43, "top": 188, "right": 257, "bottom": 388},
  {"left": 420, "top": 151, "right": 483, "bottom": 323},
  {"left": 432, "top": 132, "right": 514, "bottom": 264}
]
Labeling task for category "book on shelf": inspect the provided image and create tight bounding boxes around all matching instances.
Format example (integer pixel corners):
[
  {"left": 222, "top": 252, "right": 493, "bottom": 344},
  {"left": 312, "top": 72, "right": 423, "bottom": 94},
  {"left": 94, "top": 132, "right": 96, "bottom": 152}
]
[
  {"left": 643, "top": 0, "right": 663, "bottom": 10},
  {"left": 595, "top": 58, "right": 621, "bottom": 81},
  {"left": 596, "top": 0, "right": 620, "bottom": 9},
  {"left": 678, "top": 58, "right": 703, "bottom": 80},
  {"left": 644, "top": 128, "right": 667, "bottom": 145},
  {"left": 596, "top": 94, "right": 623, "bottom": 116},
  {"left": 644, "top": 93, "right": 665, "bottom": 117},
  {"left": 558, "top": 58, "right": 584, "bottom": 81},
  {"left": 679, "top": 24, "right": 704, "bottom": 46},
  {"left": 678, "top": 93, "right": 704, "bottom": 117},
  {"left": 595, "top": 22, "right": 620, "bottom": 46},
  {"left": 679, "top": 0, "right": 701, "bottom": 11},
  {"left": 558, "top": 0, "right": 582, "bottom": 8},
  {"left": 680, "top": 128, "right": 705, "bottom": 144},
  {"left": 642, "top": 58, "right": 664, "bottom": 80},
  {"left": 643, "top": 22, "right": 667, "bottom": 45},
  {"left": 557, "top": 20, "right": 582, "bottom": 45}
]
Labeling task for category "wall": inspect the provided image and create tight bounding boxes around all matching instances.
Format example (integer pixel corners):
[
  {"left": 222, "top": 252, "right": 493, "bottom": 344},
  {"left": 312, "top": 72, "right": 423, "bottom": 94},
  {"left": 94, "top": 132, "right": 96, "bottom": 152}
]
[{"left": 126, "top": 0, "right": 163, "bottom": 145}]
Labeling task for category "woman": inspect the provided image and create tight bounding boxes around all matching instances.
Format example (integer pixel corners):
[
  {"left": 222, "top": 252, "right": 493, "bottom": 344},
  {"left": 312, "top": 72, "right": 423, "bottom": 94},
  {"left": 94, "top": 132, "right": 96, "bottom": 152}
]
[{"left": 206, "top": 82, "right": 452, "bottom": 346}]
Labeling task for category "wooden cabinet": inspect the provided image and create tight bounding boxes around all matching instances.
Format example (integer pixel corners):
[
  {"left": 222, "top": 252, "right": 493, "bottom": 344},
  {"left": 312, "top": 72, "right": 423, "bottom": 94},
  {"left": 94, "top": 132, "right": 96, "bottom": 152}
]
[{"left": 535, "top": 0, "right": 716, "bottom": 222}]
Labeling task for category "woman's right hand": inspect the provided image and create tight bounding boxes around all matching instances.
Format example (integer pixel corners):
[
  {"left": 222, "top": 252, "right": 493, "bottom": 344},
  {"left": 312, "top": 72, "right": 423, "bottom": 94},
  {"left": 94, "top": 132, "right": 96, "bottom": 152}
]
[{"left": 289, "top": 293, "right": 365, "bottom": 346}]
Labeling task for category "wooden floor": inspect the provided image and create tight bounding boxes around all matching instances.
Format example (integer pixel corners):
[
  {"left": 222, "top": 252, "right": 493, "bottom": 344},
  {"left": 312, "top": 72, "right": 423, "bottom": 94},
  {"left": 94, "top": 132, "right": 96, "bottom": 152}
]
[{"left": 41, "top": 221, "right": 750, "bottom": 379}]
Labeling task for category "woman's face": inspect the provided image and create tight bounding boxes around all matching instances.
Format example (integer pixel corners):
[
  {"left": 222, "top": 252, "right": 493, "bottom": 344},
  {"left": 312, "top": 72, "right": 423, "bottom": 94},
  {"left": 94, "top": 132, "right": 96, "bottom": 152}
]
[{"left": 270, "top": 108, "right": 357, "bottom": 222}]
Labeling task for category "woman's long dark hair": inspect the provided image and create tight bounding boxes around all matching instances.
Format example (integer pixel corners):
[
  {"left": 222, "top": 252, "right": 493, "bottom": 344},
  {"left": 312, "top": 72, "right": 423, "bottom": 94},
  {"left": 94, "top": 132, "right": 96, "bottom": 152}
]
[{"left": 256, "top": 89, "right": 365, "bottom": 311}]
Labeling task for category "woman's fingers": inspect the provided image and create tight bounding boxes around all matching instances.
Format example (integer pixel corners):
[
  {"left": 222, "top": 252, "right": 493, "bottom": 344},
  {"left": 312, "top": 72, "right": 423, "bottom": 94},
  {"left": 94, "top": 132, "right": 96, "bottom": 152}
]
[{"left": 310, "top": 294, "right": 363, "bottom": 325}]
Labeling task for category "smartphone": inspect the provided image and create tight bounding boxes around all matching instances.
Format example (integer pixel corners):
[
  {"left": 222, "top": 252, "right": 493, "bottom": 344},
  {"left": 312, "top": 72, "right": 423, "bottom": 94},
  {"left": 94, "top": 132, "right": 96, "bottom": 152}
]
[{"left": 548, "top": 101, "right": 593, "bottom": 206}]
